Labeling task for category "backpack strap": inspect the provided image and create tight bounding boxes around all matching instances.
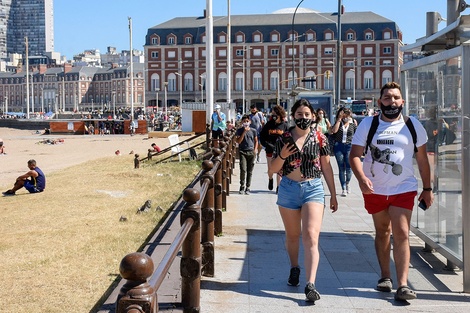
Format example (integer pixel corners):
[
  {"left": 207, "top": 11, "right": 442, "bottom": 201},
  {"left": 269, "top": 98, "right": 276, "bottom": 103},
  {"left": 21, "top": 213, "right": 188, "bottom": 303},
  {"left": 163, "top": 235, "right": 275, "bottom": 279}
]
[
  {"left": 404, "top": 116, "right": 418, "bottom": 153},
  {"left": 365, "top": 115, "right": 379, "bottom": 154}
]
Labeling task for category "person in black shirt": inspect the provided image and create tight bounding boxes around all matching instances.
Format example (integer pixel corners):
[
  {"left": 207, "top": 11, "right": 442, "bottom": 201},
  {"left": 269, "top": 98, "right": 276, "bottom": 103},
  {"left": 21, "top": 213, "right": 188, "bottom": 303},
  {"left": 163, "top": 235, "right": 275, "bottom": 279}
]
[
  {"left": 259, "top": 105, "right": 288, "bottom": 192},
  {"left": 235, "top": 115, "right": 258, "bottom": 195}
]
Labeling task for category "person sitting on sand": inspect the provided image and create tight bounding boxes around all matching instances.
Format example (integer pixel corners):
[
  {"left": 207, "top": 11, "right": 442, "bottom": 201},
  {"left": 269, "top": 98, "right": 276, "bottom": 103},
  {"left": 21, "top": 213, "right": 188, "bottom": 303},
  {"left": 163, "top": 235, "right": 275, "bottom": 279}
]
[
  {"left": 0, "top": 138, "right": 5, "bottom": 155},
  {"left": 2, "top": 159, "right": 46, "bottom": 196}
]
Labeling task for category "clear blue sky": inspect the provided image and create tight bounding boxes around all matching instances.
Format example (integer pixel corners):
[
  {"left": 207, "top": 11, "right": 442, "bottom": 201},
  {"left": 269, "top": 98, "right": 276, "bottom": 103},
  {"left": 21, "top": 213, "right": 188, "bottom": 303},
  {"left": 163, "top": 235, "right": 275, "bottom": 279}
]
[{"left": 55, "top": 0, "right": 451, "bottom": 60}]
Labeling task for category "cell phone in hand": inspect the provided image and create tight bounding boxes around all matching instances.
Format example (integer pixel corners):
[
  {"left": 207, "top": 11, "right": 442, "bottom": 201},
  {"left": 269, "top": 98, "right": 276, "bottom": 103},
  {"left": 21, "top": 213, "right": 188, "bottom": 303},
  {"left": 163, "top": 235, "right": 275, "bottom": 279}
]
[
  {"left": 418, "top": 199, "right": 428, "bottom": 211},
  {"left": 282, "top": 136, "right": 298, "bottom": 151}
]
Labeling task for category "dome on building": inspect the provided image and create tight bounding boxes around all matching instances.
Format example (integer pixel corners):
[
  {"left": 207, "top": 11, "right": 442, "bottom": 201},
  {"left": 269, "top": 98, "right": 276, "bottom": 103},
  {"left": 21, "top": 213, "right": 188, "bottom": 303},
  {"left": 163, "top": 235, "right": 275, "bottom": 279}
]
[{"left": 272, "top": 7, "right": 319, "bottom": 14}]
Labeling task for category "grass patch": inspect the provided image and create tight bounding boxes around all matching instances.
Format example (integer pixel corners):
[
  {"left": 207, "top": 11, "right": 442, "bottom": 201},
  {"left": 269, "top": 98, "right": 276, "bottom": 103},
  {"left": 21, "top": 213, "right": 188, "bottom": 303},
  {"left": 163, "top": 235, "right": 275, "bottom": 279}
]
[{"left": 0, "top": 155, "right": 201, "bottom": 313}]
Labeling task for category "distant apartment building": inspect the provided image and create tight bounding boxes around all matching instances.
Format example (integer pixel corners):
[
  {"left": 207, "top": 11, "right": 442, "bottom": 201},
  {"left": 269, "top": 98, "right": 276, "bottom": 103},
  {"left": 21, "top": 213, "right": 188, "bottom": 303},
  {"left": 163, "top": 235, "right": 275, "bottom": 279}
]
[
  {"left": 144, "top": 8, "right": 404, "bottom": 111},
  {"left": 0, "top": 0, "right": 54, "bottom": 59},
  {"left": 73, "top": 47, "right": 145, "bottom": 67}
]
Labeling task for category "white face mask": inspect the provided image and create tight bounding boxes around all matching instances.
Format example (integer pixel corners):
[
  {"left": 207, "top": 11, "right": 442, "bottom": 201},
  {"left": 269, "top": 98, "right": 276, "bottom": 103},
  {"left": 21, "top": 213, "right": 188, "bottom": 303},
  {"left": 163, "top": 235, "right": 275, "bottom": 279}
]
[{"left": 243, "top": 122, "right": 250, "bottom": 128}]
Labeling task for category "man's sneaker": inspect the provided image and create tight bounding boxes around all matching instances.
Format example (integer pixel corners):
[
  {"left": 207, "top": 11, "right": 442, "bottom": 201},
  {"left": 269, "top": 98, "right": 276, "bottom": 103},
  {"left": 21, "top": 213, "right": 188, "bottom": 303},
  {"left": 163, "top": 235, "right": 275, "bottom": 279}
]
[
  {"left": 341, "top": 190, "right": 347, "bottom": 197},
  {"left": 305, "top": 282, "right": 321, "bottom": 302},
  {"left": 268, "top": 178, "right": 274, "bottom": 191},
  {"left": 346, "top": 184, "right": 351, "bottom": 194},
  {"left": 2, "top": 190, "right": 15, "bottom": 196},
  {"left": 239, "top": 186, "right": 245, "bottom": 194},
  {"left": 245, "top": 188, "right": 251, "bottom": 195},
  {"left": 287, "top": 266, "right": 300, "bottom": 286}
]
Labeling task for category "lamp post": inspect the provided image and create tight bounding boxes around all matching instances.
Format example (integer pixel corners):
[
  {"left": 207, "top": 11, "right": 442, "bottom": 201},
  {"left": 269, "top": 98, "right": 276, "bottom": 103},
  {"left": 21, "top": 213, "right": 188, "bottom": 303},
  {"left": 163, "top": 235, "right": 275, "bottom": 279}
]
[
  {"left": 291, "top": 0, "right": 304, "bottom": 92},
  {"left": 199, "top": 84, "right": 204, "bottom": 103},
  {"left": 235, "top": 62, "right": 245, "bottom": 115},
  {"left": 175, "top": 72, "right": 183, "bottom": 108},
  {"left": 164, "top": 82, "right": 168, "bottom": 118},
  {"left": 155, "top": 88, "right": 160, "bottom": 108},
  {"left": 326, "top": 60, "right": 335, "bottom": 106}
]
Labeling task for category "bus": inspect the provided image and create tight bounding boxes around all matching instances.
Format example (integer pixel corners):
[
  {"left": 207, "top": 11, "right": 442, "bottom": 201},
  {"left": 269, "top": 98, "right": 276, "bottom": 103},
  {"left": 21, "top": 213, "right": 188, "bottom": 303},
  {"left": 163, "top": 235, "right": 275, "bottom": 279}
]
[{"left": 297, "top": 91, "right": 334, "bottom": 122}]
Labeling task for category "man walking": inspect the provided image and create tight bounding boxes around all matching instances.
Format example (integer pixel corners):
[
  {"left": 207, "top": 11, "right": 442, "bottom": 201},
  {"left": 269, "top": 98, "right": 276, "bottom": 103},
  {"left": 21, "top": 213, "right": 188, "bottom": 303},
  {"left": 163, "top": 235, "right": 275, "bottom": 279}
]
[
  {"left": 235, "top": 114, "right": 258, "bottom": 195},
  {"left": 349, "top": 82, "right": 433, "bottom": 301},
  {"left": 249, "top": 104, "right": 265, "bottom": 162}
]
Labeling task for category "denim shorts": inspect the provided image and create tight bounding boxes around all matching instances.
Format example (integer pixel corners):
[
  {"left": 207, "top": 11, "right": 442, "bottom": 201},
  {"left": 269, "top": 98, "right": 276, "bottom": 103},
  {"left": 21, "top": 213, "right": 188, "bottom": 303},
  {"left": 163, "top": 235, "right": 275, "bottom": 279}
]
[{"left": 276, "top": 176, "right": 325, "bottom": 210}]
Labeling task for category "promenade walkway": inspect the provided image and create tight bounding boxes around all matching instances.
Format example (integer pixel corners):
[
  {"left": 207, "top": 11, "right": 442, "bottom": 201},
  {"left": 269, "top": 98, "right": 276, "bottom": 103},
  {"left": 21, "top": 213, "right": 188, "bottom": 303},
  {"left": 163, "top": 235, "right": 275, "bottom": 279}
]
[{"left": 199, "top": 153, "right": 470, "bottom": 312}]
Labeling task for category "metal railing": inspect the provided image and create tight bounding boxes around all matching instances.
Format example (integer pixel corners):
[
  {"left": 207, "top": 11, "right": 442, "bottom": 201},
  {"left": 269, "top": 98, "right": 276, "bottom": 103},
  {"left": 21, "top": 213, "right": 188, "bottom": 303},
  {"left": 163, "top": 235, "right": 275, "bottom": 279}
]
[{"left": 116, "top": 129, "right": 237, "bottom": 313}]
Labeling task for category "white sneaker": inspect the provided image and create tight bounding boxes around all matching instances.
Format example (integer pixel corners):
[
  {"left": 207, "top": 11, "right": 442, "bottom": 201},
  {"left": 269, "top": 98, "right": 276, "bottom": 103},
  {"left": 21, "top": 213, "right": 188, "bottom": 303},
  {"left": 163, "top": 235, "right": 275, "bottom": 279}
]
[
  {"left": 341, "top": 190, "right": 347, "bottom": 197},
  {"left": 346, "top": 184, "right": 351, "bottom": 194}
]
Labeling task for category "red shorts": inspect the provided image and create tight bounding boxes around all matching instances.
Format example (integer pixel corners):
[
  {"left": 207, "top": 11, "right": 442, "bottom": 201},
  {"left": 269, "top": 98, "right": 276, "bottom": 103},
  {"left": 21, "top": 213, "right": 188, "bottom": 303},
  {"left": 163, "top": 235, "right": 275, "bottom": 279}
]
[
  {"left": 363, "top": 191, "right": 417, "bottom": 214},
  {"left": 266, "top": 152, "right": 273, "bottom": 158}
]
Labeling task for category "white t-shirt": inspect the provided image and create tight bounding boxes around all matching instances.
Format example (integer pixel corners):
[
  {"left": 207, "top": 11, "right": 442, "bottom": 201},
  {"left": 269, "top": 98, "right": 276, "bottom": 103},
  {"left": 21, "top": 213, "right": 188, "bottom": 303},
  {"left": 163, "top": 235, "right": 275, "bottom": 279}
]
[{"left": 351, "top": 114, "right": 427, "bottom": 195}]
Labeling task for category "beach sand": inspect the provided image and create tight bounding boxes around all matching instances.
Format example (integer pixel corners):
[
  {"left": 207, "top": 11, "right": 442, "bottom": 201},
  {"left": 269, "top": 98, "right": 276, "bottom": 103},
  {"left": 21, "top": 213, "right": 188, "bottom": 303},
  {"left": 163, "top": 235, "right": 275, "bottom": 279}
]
[{"left": 0, "top": 128, "right": 181, "bottom": 189}]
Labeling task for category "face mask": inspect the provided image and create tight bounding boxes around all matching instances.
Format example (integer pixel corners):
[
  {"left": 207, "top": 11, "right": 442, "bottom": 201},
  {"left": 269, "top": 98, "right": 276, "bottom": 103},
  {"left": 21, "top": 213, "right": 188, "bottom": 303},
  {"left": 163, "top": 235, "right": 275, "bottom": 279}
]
[
  {"left": 294, "top": 118, "right": 312, "bottom": 130},
  {"left": 380, "top": 104, "right": 403, "bottom": 119},
  {"left": 243, "top": 122, "right": 250, "bottom": 128},
  {"left": 342, "top": 117, "right": 349, "bottom": 123},
  {"left": 272, "top": 115, "right": 278, "bottom": 121}
]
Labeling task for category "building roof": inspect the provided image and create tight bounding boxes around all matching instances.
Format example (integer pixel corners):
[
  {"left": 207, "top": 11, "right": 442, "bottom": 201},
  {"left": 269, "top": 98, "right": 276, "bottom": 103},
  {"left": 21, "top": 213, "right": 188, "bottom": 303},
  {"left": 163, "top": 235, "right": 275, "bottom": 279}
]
[{"left": 146, "top": 11, "right": 398, "bottom": 44}]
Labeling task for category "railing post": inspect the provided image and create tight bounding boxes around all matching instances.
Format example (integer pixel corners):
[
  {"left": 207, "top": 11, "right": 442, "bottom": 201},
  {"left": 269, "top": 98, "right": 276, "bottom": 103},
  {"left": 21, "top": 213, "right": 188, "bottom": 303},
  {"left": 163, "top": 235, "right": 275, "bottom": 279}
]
[
  {"left": 219, "top": 140, "right": 228, "bottom": 210},
  {"left": 211, "top": 148, "right": 223, "bottom": 236},
  {"left": 181, "top": 188, "right": 201, "bottom": 313},
  {"left": 200, "top": 160, "right": 215, "bottom": 277},
  {"left": 205, "top": 123, "right": 211, "bottom": 153},
  {"left": 116, "top": 253, "right": 156, "bottom": 313}
]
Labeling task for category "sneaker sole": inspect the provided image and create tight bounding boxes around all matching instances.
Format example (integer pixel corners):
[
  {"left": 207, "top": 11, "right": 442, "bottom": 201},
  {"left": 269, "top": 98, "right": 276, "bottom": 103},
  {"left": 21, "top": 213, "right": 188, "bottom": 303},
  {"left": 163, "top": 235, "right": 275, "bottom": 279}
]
[{"left": 306, "top": 289, "right": 321, "bottom": 302}]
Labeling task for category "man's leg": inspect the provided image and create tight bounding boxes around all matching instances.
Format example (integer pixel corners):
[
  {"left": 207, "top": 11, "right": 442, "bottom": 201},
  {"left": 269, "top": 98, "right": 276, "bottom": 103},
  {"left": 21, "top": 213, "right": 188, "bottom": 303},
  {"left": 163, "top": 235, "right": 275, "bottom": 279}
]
[
  {"left": 371, "top": 209, "right": 392, "bottom": 280},
  {"left": 239, "top": 152, "right": 247, "bottom": 190},
  {"left": 388, "top": 206, "right": 413, "bottom": 287}
]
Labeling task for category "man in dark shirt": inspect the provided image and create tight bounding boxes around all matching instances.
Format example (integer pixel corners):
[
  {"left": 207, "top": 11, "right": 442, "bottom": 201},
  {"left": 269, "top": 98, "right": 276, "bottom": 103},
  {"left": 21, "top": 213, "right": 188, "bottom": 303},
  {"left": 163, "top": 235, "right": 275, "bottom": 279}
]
[
  {"left": 2, "top": 159, "right": 46, "bottom": 196},
  {"left": 235, "top": 115, "right": 258, "bottom": 195}
]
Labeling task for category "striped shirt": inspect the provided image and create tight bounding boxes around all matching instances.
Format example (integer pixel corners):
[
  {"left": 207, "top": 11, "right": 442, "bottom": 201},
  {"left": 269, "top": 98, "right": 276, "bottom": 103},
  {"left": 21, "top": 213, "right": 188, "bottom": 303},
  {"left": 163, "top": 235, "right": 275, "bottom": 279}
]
[
  {"left": 274, "top": 127, "right": 329, "bottom": 179},
  {"left": 332, "top": 121, "right": 356, "bottom": 144}
]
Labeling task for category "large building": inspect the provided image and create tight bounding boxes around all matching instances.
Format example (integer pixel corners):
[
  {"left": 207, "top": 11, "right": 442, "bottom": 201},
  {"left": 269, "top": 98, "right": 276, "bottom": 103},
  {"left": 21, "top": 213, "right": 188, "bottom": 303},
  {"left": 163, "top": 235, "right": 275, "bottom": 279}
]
[
  {"left": 144, "top": 8, "right": 404, "bottom": 113},
  {"left": 0, "top": 0, "right": 54, "bottom": 60}
]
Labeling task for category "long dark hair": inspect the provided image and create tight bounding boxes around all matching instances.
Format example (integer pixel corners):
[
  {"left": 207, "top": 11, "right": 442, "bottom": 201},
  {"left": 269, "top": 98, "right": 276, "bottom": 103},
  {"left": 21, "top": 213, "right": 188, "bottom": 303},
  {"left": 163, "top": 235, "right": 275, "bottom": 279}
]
[{"left": 290, "top": 99, "right": 314, "bottom": 117}]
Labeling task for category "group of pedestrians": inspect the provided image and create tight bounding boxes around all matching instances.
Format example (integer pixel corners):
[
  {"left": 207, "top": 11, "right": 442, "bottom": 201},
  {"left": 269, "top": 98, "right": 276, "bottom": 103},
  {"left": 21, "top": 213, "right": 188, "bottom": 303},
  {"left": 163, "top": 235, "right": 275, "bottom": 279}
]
[{"left": 217, "top": 82, "right": 433, "bottom": 303}]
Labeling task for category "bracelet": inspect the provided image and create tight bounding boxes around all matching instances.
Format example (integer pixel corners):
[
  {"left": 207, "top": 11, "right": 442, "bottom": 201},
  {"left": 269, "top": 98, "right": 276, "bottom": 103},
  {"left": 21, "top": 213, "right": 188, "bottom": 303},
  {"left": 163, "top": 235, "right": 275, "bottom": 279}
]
[
  {"left": 423, "top": 188, "right": 432, "bottom": 191},
  {"left": 279, "top": 155, "right": 286, "bottom": 160}
]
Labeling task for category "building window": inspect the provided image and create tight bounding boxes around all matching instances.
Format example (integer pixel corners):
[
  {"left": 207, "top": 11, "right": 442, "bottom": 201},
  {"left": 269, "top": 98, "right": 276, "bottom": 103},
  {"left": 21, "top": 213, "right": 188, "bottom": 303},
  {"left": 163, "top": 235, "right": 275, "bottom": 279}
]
[
  {"left": 383, "top": 47, "right": 391, "bottom": 54},
  {"left": 365, "top": 32, "right": 373, "bottom": 40},
  {"left": 305, "top": 47, "right": 315, "bottom": 56},
  {"left": 151, "top": 37, "right": 158, "bottom": 45},
  {"left": 346, "top": 47, "right": 354, "bottom": 55},
  {"left": 184, "top": 73, "right": 193, "bottom": 91},
  {"left": 236, "top": 49, "right": 245, "bottom": 56},
  {"left": 151, "top": 51, "right": 159, "bottom": 59},
  {"left": 271, "top": 34, "right": 279, "bottom": 42},
  {"left": 235, "top": 72, "right": 243, "bottom": 91},
  {"left": 219, "top": 49, "right": 227, "bottom": 57},
  {"left": 345, "top": 60, "right": 355, "bottom": 67},
  {"left": 364, "top": 47, "right": 373, "bottom": 54},
  {"left": 184, "top": 50, "right": 192, "bottom": 58},
  {"left": 365, "top": 60, "right": 373, "bottom": 66},
  {"left": 270, "top": 71, "right": 278, "bottom": 91},
  {"left": 364, "top": 70, "right": 374, "bottom": 89},
  {"left": 202, "top": 35, "right": 206, "bottom": 43},
  {"left": 271, "top": 49, "right": 279, "bottom": 57},
  {"left": 168, "top": 51, "right": 176, "bottom": 58},
  {"left": 253, "top": 72, "right": 262, "bottom": 90},
  {"left": 168, "top": 74, "right": 176, "bottom": 91},
  {"left": 219, "top": 35, "right": 226, "bottom": 43},
  {"left": 307, "top": 33, "right": 315, "bottom": 41},
  {"left": 304, "top": 71, "right": 316, "bottom": 89},
  {"left": 218, "top": 72, "right": 227, "bottom": 91},
  {"left": 384, "top": 31, "right": 391, "bottom": 40},
  {"left": 325, "top": 32, "right": 333, "bottom": 40},
  {"left": 168, "top": 37, "right": 175, "bottom": 45},
  {"left": 347, "top": 33, "right": 354, "bottom": 40},
  {"left": 254, "top": 34, "right": 261, "bottom": 42},
  {"left": 236, "top": 34, "right": 244, "bottom": 43},
  {"left": 151, "top": 74, "right": 160, "bottom": 91},
  {"left": 185, "top": 37, "right": 192, "bottom": 44},
  {"left": 253, "top": 48, "right": 261, "bottom": 56},
  {"left": 288, "top": 47, "right": 297, "bottom": 56},
  {"left": 382, "top": 69, "right": 392, "bottom": 85},
  {"left": 324, "top": 47, "right": 333, "bottom": 55},
  {"left": 383, "top": 60, "right": 392, "bottom": 65}
]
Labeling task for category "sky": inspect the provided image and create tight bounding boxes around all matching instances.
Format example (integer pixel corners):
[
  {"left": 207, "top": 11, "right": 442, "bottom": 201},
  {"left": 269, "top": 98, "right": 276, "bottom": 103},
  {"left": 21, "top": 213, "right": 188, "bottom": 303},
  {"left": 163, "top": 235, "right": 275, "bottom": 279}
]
[{"left": 54, "top": 0, "right": 451, "bottom": 60}]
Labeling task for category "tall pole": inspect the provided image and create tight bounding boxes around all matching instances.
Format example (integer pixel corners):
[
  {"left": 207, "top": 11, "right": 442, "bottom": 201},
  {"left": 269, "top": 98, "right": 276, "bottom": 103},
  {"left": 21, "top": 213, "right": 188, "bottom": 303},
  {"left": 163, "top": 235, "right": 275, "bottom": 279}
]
[
  {"left": 226, "top": 0, "right": 232, "bottom": 122},
  {"left": 128, "top": 17, "right": 134, "bottom": 123},
  {"left": 290, "top": 0, "right": 304, "bottom": 117},
  {"left": 205, "top": 0, "right": 214, "bottom": 123},
  {"left": 242, "top": 48, "right": 246, "bottom": 115},
  {"left": 178, "top": 60, "right": 183, "bottom": 108},
  {"left": 31, "top": 73, "right": 34, "bottom": 113},
  {"left": 336, "top": 0, "right": 342, "bottom": 107},
  {"left": 353, "top": 59, "right": 356, "bottom": 100},
  {"left": 25, "top": 37, "right": 30, "bottom": 119}
]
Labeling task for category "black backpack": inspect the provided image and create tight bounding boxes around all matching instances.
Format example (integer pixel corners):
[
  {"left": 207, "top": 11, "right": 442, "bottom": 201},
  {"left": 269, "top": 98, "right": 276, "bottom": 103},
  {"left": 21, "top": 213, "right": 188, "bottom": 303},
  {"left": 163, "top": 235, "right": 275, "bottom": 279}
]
[{"left": 365, "top": 115, "right": 417, "bottom": 154}]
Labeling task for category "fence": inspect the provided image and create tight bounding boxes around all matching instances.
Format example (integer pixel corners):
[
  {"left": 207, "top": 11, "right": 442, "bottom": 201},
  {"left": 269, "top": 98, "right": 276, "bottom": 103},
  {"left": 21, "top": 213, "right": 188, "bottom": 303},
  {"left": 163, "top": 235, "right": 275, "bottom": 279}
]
[{"left": 116, "top": 128, "right": 237, "bottom": 313}]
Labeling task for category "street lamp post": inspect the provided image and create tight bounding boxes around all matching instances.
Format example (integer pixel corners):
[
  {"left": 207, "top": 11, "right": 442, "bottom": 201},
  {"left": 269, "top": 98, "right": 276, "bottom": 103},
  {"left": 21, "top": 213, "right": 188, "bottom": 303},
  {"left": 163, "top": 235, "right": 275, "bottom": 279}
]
[
  {"left": 235, "top": 62, "right": 245, "bottom": 115},
  {"left": 175, "top": 72, "right": 183, "bottom": 108},
  {"left": 155, "top": 88, "right": 160, "bottom": 108},
  {"left": 164, "top": 82, "right": 168, "bottom": 118}
]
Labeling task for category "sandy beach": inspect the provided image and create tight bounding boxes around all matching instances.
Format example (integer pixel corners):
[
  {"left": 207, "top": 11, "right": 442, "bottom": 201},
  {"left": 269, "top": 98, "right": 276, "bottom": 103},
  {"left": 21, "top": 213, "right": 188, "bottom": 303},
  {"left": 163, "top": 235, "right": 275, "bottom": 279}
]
[{"left": 0, "top": 127, "right": 179, "bottom": 189}]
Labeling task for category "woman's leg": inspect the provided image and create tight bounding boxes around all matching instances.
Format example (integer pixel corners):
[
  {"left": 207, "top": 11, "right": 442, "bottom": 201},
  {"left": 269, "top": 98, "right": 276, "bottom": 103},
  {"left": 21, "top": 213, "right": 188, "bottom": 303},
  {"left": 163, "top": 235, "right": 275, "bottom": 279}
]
[
  {"left": 301, "top": 201, "right": 324, "bottom": 284},
  {"left": 334, "top": 144, "right": 346, "bottom": 191},
  {"left": 278, "top": 207, "right": 302, "bottom": 268}
]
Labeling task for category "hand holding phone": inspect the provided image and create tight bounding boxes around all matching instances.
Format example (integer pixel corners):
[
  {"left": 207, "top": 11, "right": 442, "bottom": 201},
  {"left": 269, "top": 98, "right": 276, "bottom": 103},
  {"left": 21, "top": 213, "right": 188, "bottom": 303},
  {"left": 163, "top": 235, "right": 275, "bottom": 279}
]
[
  {"left": 418, "top": 199, "right": 428, "bottom": 211},
  {"left": 282, "top": 136, "right": 298, "bottom": 152}
]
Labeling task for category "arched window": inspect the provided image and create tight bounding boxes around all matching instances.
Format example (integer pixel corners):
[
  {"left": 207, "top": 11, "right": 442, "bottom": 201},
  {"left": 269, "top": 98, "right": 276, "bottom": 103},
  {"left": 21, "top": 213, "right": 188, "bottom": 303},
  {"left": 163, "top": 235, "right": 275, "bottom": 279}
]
[
  {"left": 218, "top": 72, "right": 227, "bottom": 91},
  {"left": 304, "top": 70, "right": 316, "bottom": 90},
  {"left": 235, "top": 72, "right": 243, "bottom": 91},
  {"left": 270, "top": 71, "right": 279, "bottom": 91},
  {"left": 168, "top": 73, "right": 176, "bottom": 91},
  {"left": 253, "top": 71, "right": 262, "bottom": 91},
  {"left": 382, "top": 70, "right": 392, "bottom": 86},
  {"left": 345, "top": 70, "right": 355, "bottom": 90},
  {"left": 287, "top": 71, "right": 297, "bottom": 89},
  {"left": 364, "top": 70, "right": 374, "bottom": 89},
  {"left": 324, "top": 71, "right": 334, "bottom": 90},
  {"left": 151, "top": 73, "right": 160, "bottom": 91},
  {"left": 184, "top": 73, "right": 193, "bottom": 91}
]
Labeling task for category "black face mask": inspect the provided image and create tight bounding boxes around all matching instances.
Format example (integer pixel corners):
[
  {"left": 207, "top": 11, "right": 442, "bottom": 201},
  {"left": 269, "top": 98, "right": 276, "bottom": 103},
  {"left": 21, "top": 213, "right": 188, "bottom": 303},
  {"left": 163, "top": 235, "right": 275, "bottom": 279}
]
[
  {"left": 294, "top": 118, "right": 312, "bottom": 130},
  {"left": 380, "top": 104, "right": 403, "bottom": 120}
]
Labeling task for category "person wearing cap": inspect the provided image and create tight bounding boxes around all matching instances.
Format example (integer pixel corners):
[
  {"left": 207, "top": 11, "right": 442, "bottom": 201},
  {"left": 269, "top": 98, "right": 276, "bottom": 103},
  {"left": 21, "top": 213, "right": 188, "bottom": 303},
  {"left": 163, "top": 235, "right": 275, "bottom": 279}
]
[
  {"left": 0, "top": 138, "right": 5, "bottom": 155},
  {"left": 211, "top": 104, "right": 227, "bottom": 139}
]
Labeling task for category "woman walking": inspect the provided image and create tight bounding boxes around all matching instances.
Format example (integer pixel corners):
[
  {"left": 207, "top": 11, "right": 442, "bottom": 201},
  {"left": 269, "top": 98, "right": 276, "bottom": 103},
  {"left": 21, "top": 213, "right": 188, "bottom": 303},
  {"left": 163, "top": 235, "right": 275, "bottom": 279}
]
[
  {"left": 271, "top": 99, "right": 338, "bottom": 302},
  {"left": 329, "top": 107, "right": 357, "bottom": 196},
  {"left": 259, "top": 105, "right": 288, "bottom": 192}
]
